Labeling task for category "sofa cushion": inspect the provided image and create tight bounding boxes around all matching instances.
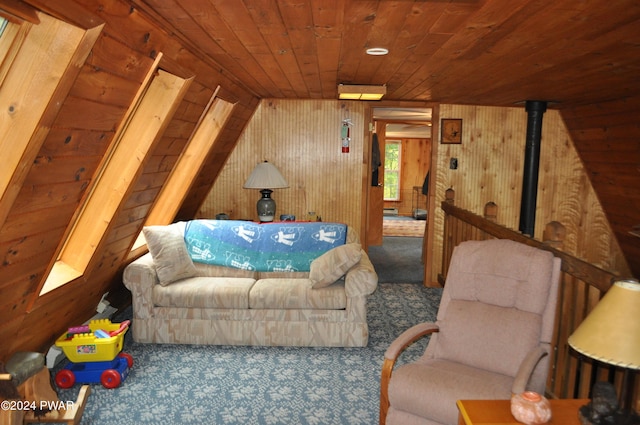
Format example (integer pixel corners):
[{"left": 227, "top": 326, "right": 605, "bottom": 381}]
[
  {"left": 143, "top": 225, "right": 197, "bottom": 286},
  {"left": 309, "top": 243, "right": 362, "bottom": 288},
  {"left": 388, "top": 359, "right": 513, "bottom": 425},
  {"left": 258, "top": 271, "right": 309, "bottom": 279},
  {"left": 153, "top": 277, "right": 256, "bottom": 309},
  {"left": 249, "top": 278, "right": 347, "bottom": 310},
  {"left": 193, "top": 262, "right": 257, "bottom": 279}
]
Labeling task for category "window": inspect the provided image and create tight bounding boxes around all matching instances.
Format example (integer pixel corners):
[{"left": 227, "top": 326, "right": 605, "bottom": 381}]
[
  {"left": 384, "top": 140, "right": 401, "bottom": 201},
  {"left": 0, "top": 13, "right": 98, "bottom": 229},
  {"left": 0, "top": 17, "right": 8, "bottom": 37},
  {"left": 39, "top": 59, "right": 192, "bottom": 296},
  {"left": 130, "top": 93, "right": 235, "bottom": 254}
]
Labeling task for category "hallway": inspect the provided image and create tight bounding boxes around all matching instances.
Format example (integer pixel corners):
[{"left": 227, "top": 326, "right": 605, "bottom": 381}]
[{"left": 368, "top": 236, "right": 424, "bottom": 284}]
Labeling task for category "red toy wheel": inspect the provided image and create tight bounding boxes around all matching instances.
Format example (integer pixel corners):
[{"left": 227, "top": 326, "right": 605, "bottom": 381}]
[
  {"left": 100, "top": 369, "right": 121, "bottom": 389},
  {"left": 118, "top": 352, "right": 134, "bottom": 368},
  {"left": 55, "top": 369, "right": 75, "bottom": 389}
]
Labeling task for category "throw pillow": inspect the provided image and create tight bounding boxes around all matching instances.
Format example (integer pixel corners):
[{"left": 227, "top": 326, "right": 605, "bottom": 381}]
[
  {"left": 309, "top": 243, "right": 362, "bottom": 289},
  {"left": 143, "top": 225, "right": 197, "bottom": 286}
]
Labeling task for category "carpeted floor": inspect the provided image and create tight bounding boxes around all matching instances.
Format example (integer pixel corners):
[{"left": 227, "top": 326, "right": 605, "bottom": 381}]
[
  {"left": 368, "top": 236, "right": 424, "bottom": 284},
  {"left": 54, "top": 284, "right": 442, "bottom": 425}
]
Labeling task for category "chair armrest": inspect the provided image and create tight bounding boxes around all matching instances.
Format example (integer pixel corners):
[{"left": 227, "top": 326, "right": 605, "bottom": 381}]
[
  {"left": 380, "top": 322, "right": 439, "bottom": 425},
  {"left": 511, "top": 345, "right": 548, "bottom": 395},
  {"left": 122, "top": 253, "right": 158, "bottom": 319},
  {"left": 384, "top": 322, "right": 439, "bottom": 361},
  {"left": 344, "top": 249, "right": 378, "bottom": 298}
]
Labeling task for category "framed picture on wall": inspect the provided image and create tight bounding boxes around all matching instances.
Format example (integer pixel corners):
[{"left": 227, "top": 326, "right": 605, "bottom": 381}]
[{"left": 441, "top": 119, "right": 462, "bottom": 144}]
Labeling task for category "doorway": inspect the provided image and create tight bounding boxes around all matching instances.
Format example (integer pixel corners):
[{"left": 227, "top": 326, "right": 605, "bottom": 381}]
[
  {"left": 367, "top": 107, "right": 432, "bottom": 283},
  {"left": 368, "top": 107, "right": 432, "bottom": 241}
]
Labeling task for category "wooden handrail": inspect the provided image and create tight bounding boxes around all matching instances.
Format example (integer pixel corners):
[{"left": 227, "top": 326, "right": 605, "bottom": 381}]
[{"left": 441, "top": 201, "right": 617, "bottom": 292}]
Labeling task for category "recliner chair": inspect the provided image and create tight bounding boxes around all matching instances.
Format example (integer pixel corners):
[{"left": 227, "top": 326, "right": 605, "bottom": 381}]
[{"left": 380, "top": 239, "right": 561, "bottom": 425}]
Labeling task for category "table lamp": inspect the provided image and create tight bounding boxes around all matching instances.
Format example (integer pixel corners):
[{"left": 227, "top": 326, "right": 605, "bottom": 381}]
[
  {"left": 568, "top": 278, "right": 640, "bottom": 422},
  {"left": 243, "top": 161, "right": 288, "bottom": 222}
]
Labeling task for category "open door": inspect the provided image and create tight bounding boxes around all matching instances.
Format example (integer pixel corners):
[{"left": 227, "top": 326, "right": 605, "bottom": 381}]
[{"left": 367, "top": 122, "right": 385, "bottom": 246}]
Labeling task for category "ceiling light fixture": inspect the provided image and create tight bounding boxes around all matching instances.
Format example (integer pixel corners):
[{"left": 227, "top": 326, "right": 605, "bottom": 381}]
[
  {"left": 338, "top": 84, "right": 387, "bottom": 101},
  {"left": 366, "top": 47, "right": 389, "bottom": 56}
]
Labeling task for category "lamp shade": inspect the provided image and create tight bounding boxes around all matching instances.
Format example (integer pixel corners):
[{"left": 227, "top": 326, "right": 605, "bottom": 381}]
[
  {"left": 568, "top": 279, "right": 640, "bottom": 370},
  {"left": 243, "top": 161, "right": 288, "bottom": 189}
]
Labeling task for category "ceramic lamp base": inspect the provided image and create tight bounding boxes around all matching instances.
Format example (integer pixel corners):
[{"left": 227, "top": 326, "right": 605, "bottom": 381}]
[{"left": 257, "top": 189, "right": 276, "bottom": 222}]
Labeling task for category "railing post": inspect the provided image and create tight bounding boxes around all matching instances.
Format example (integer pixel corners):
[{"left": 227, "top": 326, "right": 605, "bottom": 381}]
[
  {"left": 445, "top": 188, "right": 455, "bottom": 204},
  {"left": 484, "top": 201, "right": 498, "bottom": 223},
  {"left": 543, "top": 221, "right": 566, "bottom": 250}
]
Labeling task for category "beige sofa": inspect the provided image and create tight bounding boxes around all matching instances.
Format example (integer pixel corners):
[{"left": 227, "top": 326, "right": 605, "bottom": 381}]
[{"left": 123, "top": 221, "right": 378, "bottom": 347}]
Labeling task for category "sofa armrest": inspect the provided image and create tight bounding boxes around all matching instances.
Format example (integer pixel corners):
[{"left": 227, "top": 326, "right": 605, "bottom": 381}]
[
  {"left": 122, "top": 253, "right": 158, "bottom": 319},
  {"left": 344, "top": 249, "right": 378, "bottom": 298}
]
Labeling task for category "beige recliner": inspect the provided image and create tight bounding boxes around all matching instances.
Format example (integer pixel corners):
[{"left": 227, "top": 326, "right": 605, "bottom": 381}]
[{"left": 380, "top": 239, "right": 562, "bottom": 425}]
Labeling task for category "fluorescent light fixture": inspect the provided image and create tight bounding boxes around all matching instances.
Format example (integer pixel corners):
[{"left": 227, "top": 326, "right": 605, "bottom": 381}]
[{"left": 338, "top": 84, "right": 386, "bottom": 101}]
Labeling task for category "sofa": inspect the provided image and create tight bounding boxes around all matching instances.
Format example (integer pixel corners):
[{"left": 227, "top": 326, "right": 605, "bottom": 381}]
[{"left": 123, "top": 220, "right": 378, "bottom": 347}]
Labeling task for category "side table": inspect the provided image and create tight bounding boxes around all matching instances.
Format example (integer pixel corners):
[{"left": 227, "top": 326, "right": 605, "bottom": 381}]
[{"left": 457, "top": 398, "right": 588, "bottom": 425}]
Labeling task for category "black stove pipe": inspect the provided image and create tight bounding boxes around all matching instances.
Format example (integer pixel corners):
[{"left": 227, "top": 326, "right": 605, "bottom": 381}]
[{"left": 519, "top": 100, "right": 547, "bottom": 237}]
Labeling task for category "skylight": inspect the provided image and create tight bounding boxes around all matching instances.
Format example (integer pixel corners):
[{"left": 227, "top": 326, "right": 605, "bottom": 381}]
[{"left": 0, "top": 18, "right": 7, "bottom": 37}]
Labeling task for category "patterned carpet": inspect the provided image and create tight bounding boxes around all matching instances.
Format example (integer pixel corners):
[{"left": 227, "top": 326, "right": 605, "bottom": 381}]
[
  {"left": 54, "top": 284, "right": 442, "bottom": 425},
  {"left": 383, "top": 217, "right": 426, "bottom": 237},
  {"left": 368, "top": 237, "right": 423, "bottom": 283}
]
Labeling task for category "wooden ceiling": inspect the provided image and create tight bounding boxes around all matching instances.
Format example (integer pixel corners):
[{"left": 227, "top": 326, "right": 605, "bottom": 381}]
[
  {"left": 128, "top": 0, "right": 640, "bottom": 278},
  {"left": 133, "top": 0, "right": 640, "bottom": 108}
]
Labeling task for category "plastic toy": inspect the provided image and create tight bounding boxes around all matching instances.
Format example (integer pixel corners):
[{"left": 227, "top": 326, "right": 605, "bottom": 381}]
[
  {"left": 67, "top": 324, "right": 90, "bottom": 337},
  {"left": 93, "top": 329, "right": 110, "bottom": 338},
  {"left": 55, "top": 353, "right": 132, "bottom": 389},
  {"left": 54, "top": 319, "right": 133, "bottom": 389}
]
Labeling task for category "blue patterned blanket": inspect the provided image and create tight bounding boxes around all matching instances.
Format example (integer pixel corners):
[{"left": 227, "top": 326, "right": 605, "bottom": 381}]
[{"left": 184, "top": 220, "right": 347, "bottom": 272}]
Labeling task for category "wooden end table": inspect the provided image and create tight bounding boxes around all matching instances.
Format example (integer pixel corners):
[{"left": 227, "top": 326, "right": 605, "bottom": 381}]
[{"left": 457, "top": 398, "right": 588, "bottom": 425}]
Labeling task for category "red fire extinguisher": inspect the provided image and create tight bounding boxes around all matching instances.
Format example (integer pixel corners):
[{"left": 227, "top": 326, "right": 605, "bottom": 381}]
[{"left": 341, "top": 121, "right": 350, "bottom": 153}]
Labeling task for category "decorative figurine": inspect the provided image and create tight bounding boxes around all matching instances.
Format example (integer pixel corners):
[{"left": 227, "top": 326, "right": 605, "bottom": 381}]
[{"left": 511, "top": 391, "right": 553, "bottom": 424}]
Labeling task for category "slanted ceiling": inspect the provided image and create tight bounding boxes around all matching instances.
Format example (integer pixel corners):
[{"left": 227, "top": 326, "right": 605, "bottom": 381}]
[
  {"left": 0, "top": 0, "right": 638, "bottom": 361},
  {"left": 0, "top": 0, "right": 260, "bottom": 359}
]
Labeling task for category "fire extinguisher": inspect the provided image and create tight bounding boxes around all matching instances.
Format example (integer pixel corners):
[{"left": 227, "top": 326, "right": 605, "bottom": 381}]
[{"left": 341, "top": 120, "right": 350, "bottom": 153}]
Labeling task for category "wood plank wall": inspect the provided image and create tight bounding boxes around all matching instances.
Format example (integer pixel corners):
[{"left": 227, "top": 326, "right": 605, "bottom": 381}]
[
  {"left": 198, "top": 99, "right": 369, "bottom": 239},
  {"left": 0, "top": 0, "right": 258, "bottom": 361},
  {"left": 560, "top": 97, "right": 640, "bottom": 278},
  {"left": 429, "top": 104, "right": 630, "bottom": 285},
  {"left": 201, "top": 100, "right": 630, "bottom": 288}
]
